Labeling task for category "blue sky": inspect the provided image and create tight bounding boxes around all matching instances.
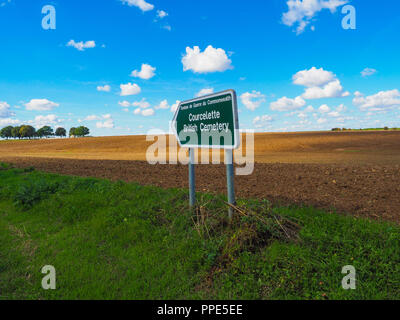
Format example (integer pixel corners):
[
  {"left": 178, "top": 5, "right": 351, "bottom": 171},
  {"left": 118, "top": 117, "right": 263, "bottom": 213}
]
[{"left": 1, "top": 0, "right": 400, "bottom": 136}]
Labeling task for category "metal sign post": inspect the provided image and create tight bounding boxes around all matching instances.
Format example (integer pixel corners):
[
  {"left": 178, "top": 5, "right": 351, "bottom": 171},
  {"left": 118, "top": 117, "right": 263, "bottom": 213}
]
[
  {"left": 225, "top": 149, "right": 236, "bottom": 219},
  {"left": 189, "top": 148, "right": 196, "bottom": 208},
  {"left": 172, "top": 89, "right": 240, "bottom": 219}
]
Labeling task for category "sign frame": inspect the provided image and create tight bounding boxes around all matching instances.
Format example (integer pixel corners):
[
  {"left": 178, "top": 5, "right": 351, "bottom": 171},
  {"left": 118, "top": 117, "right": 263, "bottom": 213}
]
[{"left": 172, "top": 89, "right": 240, "bottom": 150}]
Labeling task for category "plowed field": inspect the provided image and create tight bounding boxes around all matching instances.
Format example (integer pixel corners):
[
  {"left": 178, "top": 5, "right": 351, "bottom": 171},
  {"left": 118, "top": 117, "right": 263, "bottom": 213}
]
[{"left": 1, "top": 131, "right": 399, "bottom": 223}]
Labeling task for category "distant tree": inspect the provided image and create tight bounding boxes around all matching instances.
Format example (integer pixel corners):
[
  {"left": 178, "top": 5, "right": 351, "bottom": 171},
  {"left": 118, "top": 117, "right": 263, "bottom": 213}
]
[
  {"left": 69, "top": 127, "right": 76, "bottom": 137},
  {"left": 19, "top": 125, "right": 36, "bottom": 139},
  {"left": 74, "top": 126, "right": 90, "bottom": 137},
  {"left": 11, "top": 126, "right": 21, "bottom": 139},
  {"left": 37, "top": 126, "right": 53, "bottom": 138},
  {"left": 0, "top": 126, "right": 13, "bottom": 139},
  {"left": 384, "top": 126, "right": 389, "bottom": 131},
  {"left": 55, "top": 127, "right": 67, "bottom": 138}
]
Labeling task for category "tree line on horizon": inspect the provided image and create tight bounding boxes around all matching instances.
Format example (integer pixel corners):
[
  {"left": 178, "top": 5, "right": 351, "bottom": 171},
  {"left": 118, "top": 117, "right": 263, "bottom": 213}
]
[{"left": 0, "top": 125, "right": 90, "bottom": 140}]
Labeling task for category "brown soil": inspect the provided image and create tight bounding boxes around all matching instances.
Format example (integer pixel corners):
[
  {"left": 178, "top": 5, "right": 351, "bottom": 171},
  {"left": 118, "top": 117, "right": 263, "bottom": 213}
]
[
  {"left": 1, "top": 131, "right": 399, "bottom": 223},
  {"left": 2, "top": 157, "right": 399, "bottom": 224}
]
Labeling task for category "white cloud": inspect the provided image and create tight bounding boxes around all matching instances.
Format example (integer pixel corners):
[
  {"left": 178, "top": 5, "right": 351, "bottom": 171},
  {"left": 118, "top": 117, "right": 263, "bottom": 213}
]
[
  {"left": 336, "top": 104, "right": 346, "bottom": 112},
  {"left": 317, "top": 118, "right": 327, "bottom": 124},
  {"left": 195, "top": 88, "right": 214, "bottom": 98},
  {"left": 163, "top": 25, "right": 172, "bottom": 31},
  {"left": 96, "top": 118, "right": 114, "bottom": 129},
  {"left": 67, "top": 40, "right": 96, "bottom": 51},
  {"left": 0, "top": 118, "right": 20, "bottom": 126},
  {"left": 304, "top": 105, "right": 314, "bottom": 112},
  {"left": 84, "top": 114, "right": 112, "bottom": 122},
  {"left": 157, "top": 10, "right": 168, "bottom": 18},
  {"left": 120, "top": 0, "right": 154, "bottom": 12},
  {"left": 302, "top": 79, "right": 349, "bottom": 99},
  {"left": 170, "top": 101, "right": 181, "bottom": 113},
  {"left": 253, "top": 115, "right": 273, "bottom": 128},
  {"left": 270, "top": 96, "right": 306, "bottom": 111},
  {"left": 293, "top": 67, "right": 335, "bottom": 87},
  {"left": 0, "top": 101, "right": 13, "bottom": 118},
  {"left": 155, "top": 99, "right": 169, "bottom": 110},
  {"left": 85, "top": 115, "right": 101, "bottom": 121},
  {"left": 132, "top": 98, "right": 150, "bottom": 109},
  {"left": 97, "top": 85, "right": 111, "bottom": 92},
  {"left": 328, "top": 111, "right": 340, "bottom": 117},
  {"left": 134, "top": 108, "right": 155, "bottom": 116},
  {"left": 29, "top": 114, "right": 61, "bottom": 128},
  {"left": 240, "top": 91, "right": 266, "bottom": 111},
  {"left": 361, "top": 68, "right": 377, "bottom": 77},
  {"left": 182, "top": 45, "right": 233, "bottom": 74},
  {"left": 318, "top": 104, "right": 330, "bottom": 113},
  {"left": 120, "top": 83, "right": 141, "bottom": 96},
  {"left": 282, "top": 0, "right": 348, "bottom": 34},
  {"left": 353, "top": 89, "right": 400, "bottom": 111},
  {"left": 130, "top": 64, "right": 156, "bottom": 80},
  {"left": 119, "top": 101, "right": 131, "bottom": 107},
  {"left": 293, "top": 67, "right": 349, "bottom": 99},
  {"left": 25, "top": 99, "right": 59, "bottom": 111}
]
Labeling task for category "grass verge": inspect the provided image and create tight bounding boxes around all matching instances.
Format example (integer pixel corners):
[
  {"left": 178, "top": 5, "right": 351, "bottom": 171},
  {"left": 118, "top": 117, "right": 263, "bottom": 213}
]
[{"left": 0, "top": 163, "right": 398, "bottom": 300}]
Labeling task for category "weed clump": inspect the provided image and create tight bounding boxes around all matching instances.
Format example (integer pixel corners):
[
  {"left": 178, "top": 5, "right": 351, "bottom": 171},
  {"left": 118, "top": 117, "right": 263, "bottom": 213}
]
[{"left": 13, "top": 178, "right": 64, "bottom": 209}]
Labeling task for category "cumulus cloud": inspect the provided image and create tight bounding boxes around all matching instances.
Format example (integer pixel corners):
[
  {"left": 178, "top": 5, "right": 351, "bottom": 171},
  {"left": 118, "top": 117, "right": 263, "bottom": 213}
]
[
  {"left": 25, "top": 99, "right": 59, "bottom": 111},
  {"left": 353, "top": 89, "right": 400, "bottom": 111},
  {"left": 293, "top": 67, "right": 335, "bottom": 87},
  {"left": 270, "top": 96, "right": 306, "bottom": 111},
  {"left": 67, "top": 40, "right": 96, "bottom": 51},
  {"left": 29, "top": 114, "right": 61, "bottom": 128},
  {"left": 253, "top": 115, "right": 273, "bottom": 128},
  {"left": 302, "top": 79, "right": 349, "bottom": 99},
  {"left": 240, "top": 91, "right": 266, "bottom": 111},
  {"left": 131, "top": 64, "right": 156, "bottom": 80},
  {"left": 84, "top": 114, "right": 112, "bottom": 123},
  {"left": 328, "top": 111, "right": 340, "bottom": 117},
  {"left": 0, "top": 101, "right": 13, "bottom": 118},
  {"left": 132, "top": 98, "right": 150, "bottom": 109},
  {"left": 120, "top": 0, "right": 154, "bottom": 11},
  {"left": 317, "top": 118, "right": 327, "bottom": 124},
  {"left": 134, "top": 108, "right": 155, "bottom": 116},
  {"left": 96, "top": 118, "right": 114, "bottom": 129},
  {"left": 157, "top": 10, "right": 168, "bottom": 18},
  {"left": 282, "top": 0, "right": 348, "bottom": 34},
  {"left": 195, "top": 88, "right": 214, "bottom": 97},
  {"left": 154, "top": 99, "right": 170, "bottom": 110},
  {"left": 119, "top": 101, "right": 131, "bottom": 107},
  {"left": 97, "top": 85, "right": 111, "bottom": 92},
  {"left": 0, "top": 118, "right": 20, "bottom": 126},
  {"left": 182, "top": 45, "right": 233, "bottom": 74},
  {"left": 361, "top": 68, "right": 377, "bottom": 77},
  {"left": 294, "top": 67, "right": 349, "bottom": 99},
  {"left": 120, "top": 83, "right": 141, "bottom": 96},
  {"left": 304, "top": 105, "right": 314, "bottom": 112},
  {"left": 85, "top": 115, "right": 101, "bottom": 121},
  {"left": 170, "top": 101, "right": 181, "bottom": 113},
  {"left": 318, "top": 104, "right": 330, "bottom": 113}
]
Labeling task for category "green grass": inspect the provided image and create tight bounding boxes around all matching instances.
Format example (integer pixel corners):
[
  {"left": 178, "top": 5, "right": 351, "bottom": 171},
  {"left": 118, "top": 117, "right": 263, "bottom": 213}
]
[{"left": 0, "top": 163, "right": 398, "bottom": 300}]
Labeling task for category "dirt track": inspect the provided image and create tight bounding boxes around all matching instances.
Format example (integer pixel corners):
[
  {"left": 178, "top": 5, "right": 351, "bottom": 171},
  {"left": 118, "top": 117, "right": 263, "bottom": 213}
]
[{"left": 3, "top": 157, "right": 399, "bottom": 223}]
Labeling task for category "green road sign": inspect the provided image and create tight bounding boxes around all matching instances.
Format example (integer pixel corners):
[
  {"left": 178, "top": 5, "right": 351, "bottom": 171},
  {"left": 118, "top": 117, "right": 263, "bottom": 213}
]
[{"left": 172, "top": 89, "right": 240, "bottom": 149}]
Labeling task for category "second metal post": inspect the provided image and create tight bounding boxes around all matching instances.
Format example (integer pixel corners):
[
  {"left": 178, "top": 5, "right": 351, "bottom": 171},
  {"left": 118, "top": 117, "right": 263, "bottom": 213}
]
[
  {"left": 189, "top": 148, "right": 196, "bottom": 208},
  {"left": 225, "top": 149, "right": 236, "bottom": 219}
]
